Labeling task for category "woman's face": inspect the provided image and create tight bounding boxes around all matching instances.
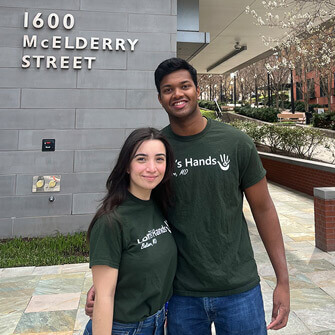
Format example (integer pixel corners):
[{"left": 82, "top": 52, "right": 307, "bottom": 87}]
[{"left": 128, "top": 139, "right": 167, "bottom": 200}]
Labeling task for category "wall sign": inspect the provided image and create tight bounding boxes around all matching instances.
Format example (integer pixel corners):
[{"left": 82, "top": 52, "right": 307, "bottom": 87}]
[{"left": 22, "top": 12, "right": 139, "bottom": 70}]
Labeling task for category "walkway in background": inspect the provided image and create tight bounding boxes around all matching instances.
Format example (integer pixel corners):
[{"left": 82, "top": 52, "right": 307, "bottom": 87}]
[{"left": 1, "top": 182, "right": 335, "bottom": 335}]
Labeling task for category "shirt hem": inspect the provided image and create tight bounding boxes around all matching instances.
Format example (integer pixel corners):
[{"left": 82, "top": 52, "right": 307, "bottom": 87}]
[
  {"left": 89, "top": 260, "right": 119, "bottom": 269},
  {"left": 173, "top": 278, "right": 260, "bottom": 297},
  {"left": 242, "top": 169, "right": 266, "bottom": 190}
]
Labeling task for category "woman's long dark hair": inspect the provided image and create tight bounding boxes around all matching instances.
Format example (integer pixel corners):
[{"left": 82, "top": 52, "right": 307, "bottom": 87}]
[{"left": 87, "top": 127, "right": 174, "bottom": 241}]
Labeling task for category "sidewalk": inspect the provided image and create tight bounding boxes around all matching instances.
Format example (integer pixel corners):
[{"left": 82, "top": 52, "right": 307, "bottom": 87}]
[{"left": 1, "top": 182, "right": 335, "bottom": 334}]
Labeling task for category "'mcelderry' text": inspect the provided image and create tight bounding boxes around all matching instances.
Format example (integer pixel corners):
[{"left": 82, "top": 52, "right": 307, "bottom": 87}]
[{"left": 22, "top": 12, "right": 139, "bottom": 70}]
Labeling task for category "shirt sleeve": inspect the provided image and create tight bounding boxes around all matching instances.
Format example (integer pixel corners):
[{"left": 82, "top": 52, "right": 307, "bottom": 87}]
[
  {"left": 89, "top": 214, "right": 122, "bottom": 269},
  {"left": 239, "top": 134, "right": 266, "bottom": 190}
]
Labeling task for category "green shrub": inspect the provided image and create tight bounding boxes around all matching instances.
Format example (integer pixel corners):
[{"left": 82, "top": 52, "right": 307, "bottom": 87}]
[
  {"left": 228, "top": 121, "right": 267, "bottom": 144},
  {"left": 312, "top": 112, "right": 335, "bottom": 130},
  {"left": 0, "top": 232, "right": 89, "bottom": 267},
  {"left": 282, "top": 101, "right": 322, "bottom": 112},
  {"left": 229, "top": 121, "right": 325, "bottom": 159},
  {"left": 235, "top": 106, "right": 279, "bottom": 123},
  {"left": 201, "top": 109, "right": 217, "bottom": 119},
  {"left": 294, "top": 101, "right": 305, "bottom": 112},
  {"left": 325, "top": 139, "right": 335, "bottom": 164},
  {"left": 198, "top": 100, "right": 218, "bottom": 111}
]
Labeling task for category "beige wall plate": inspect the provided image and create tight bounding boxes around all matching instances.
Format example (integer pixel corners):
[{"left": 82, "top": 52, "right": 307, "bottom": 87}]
[{"left": 32, "top": 175, "right": 61, "bottom": 193}]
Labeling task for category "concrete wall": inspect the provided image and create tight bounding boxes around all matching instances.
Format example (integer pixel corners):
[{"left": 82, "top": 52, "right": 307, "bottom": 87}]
[{"left": 0, "top": 0, "right": 177, "bottom": 238}]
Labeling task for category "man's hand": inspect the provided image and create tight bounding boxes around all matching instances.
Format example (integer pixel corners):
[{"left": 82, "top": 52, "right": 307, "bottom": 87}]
[
  {"left": 85, "top": 285, "right": 96, "bottom": 318},
  {"left": 267, "top": 283, "right": 290, "bottom": 330}
]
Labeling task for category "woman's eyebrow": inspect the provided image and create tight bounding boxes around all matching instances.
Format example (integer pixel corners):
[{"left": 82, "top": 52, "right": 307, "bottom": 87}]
[{"left": 134, "top": 153, "right": 166, "bottom": 157}]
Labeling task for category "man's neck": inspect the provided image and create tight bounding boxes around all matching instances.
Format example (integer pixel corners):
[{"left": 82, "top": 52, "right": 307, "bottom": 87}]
[{"left": 169, "top": 110, "right": 207, "bottom": 136}]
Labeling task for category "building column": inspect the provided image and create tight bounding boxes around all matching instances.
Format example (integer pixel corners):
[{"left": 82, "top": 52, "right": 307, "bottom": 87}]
[{"left": 314, "top": 187, "right": 335, "bottom": 252}]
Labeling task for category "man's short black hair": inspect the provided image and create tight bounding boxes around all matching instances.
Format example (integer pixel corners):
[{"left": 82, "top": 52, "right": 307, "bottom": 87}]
[{"left": 154, "top": 57, "right": 198, "bottom": 94}]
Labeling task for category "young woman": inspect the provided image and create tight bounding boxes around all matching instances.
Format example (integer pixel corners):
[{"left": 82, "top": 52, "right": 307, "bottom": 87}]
[{"left": 86, "top": 128, "right": 177, "bottom": 335}]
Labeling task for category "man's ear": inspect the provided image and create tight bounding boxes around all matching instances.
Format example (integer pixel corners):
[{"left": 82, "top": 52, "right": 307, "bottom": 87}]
[
  {"left": 158, "top": 93, "right": 162, "bottom": 105},
  {"left": 196, "top": 86, "right": 200, "bottom": 99}
]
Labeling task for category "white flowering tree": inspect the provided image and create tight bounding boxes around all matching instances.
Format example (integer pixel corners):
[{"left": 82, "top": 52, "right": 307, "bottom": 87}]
[{"left": 246, "top": 0, "right": 335, "bottom": 112}]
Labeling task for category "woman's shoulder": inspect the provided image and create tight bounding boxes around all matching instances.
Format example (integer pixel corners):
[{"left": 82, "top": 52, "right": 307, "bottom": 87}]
[{"left": 92, "top": 211, "right": 122, "bottom": 233}]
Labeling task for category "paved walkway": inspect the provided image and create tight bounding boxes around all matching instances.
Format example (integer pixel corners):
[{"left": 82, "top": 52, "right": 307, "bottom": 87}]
[{"left": 1, "top": 182, "right": 335, "bottom": 335}]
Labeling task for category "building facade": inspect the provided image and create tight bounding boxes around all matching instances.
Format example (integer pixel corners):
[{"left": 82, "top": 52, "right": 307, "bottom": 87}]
[{"left": 0, "top": 0, "right": 177, "bottom": 238}]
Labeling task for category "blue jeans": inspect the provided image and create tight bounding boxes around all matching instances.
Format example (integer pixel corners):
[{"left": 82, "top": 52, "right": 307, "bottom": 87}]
[
  {"left": 84, "top": 305, "right": 165, "bottom": 335},
  {"left": 167, "top": 284, "right": 267, "bottom": 335}
]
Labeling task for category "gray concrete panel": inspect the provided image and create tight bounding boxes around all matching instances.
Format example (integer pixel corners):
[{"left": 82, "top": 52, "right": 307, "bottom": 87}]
[
  {"left": 128, "top": 14, "right": 176, "bottom": 33},
  {"left": 0, "top": 0, "right": 80, "bottom": 10},
  {"left": 172, "top": 0, "right": 177, "bottom": 15},
  {"left": 77, "top": 70, "right": 127, "bottom": 90},
  {"left": 0, "top": 130, "right": 18, "bottom": 150},
  {"left": 127, "top": 51, "right": 175, "bottom": 70},
  {"left": 76, "top": 109, "right": 167, "bottom": 129},
  {"left": 12, "top": 214, "right": 93, "bottom": 238},
  {"left": 73, "top": 11, "right": 127, "bottom": 32},
  {"left": 18, "top": 129, "right": 125, "bottom": 150},
  {"left": 0, "top": 7, "right": 23, "bottom": 28},
  {"left": 0, "top": 47, "right": 22, "bottom": 68},
  {"left": 0, "top": 89, "right": 20, "bottom": 108},
  {"left": 171, "top": 33, "right": 177, "bottom": 53},
  {"left": 72, "top": 192, "right": 104, "bottom": 214},
  {"left": 0, "top": 27, "right": 23, "bottom": 47},
  {"left": 126, "top": 90, "right": 161, "bottom": 109},
  {"left": 16, "top": 172, "right": 109, "bottom": 195},
  {"left": 0, "top": 109, "right": 75, "bottom": 129},
  {"left": 0, "top": 193, "right": 72, "bottom": 218},
  {"left": 314, "top": 187, "right": 335, "bottom": 200},
  {"left": 21, "top": 89, "right": 125, "bottom": 108},
  {"left": 0, "top": 151, "right": 74, "bottom": 174},
  {"left": 0, "top": 218, "right": 12, "bottom": 238},
  {"left": 77, "top": 70, "right": 155, "bottom": 90},
  {"left": 124, "top": 128, "right": 136, "bottom": 139},
  {"left": 85, "top": 51, "right": 126, "bottom": 70},
  {"left": 151, "top": 109, "right": 169, "bottom": 129},
  {"left": 0, "top": 175, "right": 16, "bottom": 196},
  {"left": 0, "top": 68, "right": 76, "bottom": 88},
  {"left": 80, "top": 0, "right": 171, "bottom": 15},
  {"left": 74, "top": 150, "right": 119, "bottom": 173},
  {"left": 0, "top": 47, "right": 22, "bottom": 67}
]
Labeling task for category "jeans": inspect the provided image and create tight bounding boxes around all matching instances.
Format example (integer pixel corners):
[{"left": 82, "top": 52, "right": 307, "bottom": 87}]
[
  {"left": 84, "top": 305, "right": 165, "bottom": 335},
  {"left": 167, "top": 284, "right": 267, "bottom": 335}
]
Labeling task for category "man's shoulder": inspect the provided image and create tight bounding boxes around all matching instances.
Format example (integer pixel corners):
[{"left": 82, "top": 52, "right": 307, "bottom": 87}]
[
  {"left": 209, "top": 120, "right": 252, "bottom": 141},
  {"left": 161, "top": 124, "right": 170, "bottom": 134}
]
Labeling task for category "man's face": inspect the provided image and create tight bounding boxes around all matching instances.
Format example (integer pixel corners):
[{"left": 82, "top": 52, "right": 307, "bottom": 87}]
[{"left": 158, "top": 69, "right": 200, "bottom": 120}]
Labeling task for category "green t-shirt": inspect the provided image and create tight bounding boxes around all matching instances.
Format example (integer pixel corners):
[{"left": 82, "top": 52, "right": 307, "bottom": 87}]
[
  {"left": 162, "top": 118, "right": 266, "bottom": 297},
  {"left": 89, "top": 193, "right": 177, "bottom": 323}
]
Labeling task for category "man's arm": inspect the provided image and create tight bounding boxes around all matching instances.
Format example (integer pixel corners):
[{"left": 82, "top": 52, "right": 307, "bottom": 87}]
[{"left": 244, "top": 176, "right": 290, "bottom": 330}]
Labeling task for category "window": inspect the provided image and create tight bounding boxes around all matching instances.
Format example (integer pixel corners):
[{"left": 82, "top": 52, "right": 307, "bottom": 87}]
[
  {"left": 320, "top": 77, "right": 328, "bottom": 97},
  {"left": 296, "top": 82, "right": 303, "bottom": 100},
  {"left": 307, "top": 79, "right": 315, "bottom": 99}
]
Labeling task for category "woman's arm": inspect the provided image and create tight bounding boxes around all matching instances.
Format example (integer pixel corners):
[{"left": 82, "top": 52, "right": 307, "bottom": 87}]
[{"left": 92, "top": 265, "right": 119, "bottom": 335}]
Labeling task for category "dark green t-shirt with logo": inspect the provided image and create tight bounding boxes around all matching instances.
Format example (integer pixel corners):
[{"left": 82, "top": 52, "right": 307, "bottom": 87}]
[
  {"left": 162, "top": 118, "right": 266, "bottom": 297},
  {"left": 89, "top": 193, "right": 177, "bottom": 323}
]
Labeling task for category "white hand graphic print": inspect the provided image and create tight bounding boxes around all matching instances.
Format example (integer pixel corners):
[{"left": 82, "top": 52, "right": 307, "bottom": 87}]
[{"left": 217, "top": 154, "right": 230, "bottom": 171}]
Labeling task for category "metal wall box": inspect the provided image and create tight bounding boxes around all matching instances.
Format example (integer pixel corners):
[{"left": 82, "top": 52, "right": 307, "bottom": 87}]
[{"left": 42, "top": 139, "right": 55, "bottom": 151}]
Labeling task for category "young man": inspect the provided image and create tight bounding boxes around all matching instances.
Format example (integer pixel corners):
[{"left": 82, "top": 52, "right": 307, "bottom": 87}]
[{"left": 85, "top": 58, "right": 290, "bottom": 334}]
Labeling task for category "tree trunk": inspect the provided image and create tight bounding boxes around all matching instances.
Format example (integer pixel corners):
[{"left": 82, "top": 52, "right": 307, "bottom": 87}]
[
  {"left": 303, "top": 68, "right": 309, "bottom": 113},
  {"left": 327, "top": 72, "right": 332, "bottom": 112}
]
